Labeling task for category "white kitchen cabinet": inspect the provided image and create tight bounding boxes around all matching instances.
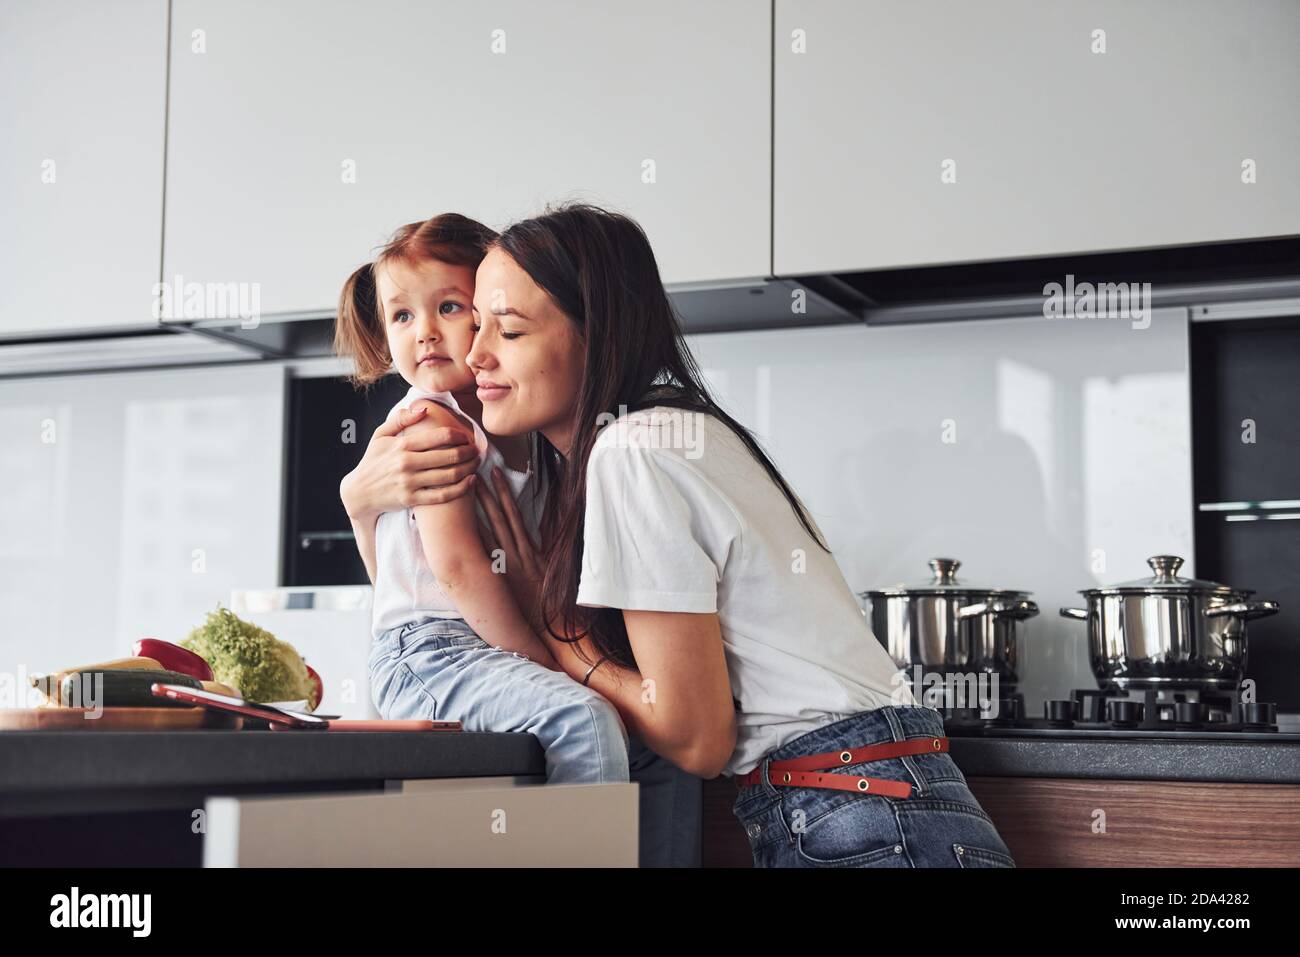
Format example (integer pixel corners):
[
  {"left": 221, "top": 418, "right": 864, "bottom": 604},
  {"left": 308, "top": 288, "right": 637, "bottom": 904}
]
[
  {"left": 0, "top": 0, "right": 168, "bottom": 338},
  {"left": 164, "top": 0, "right": 771, "bottom": 318},
  {"left": 774, "top": 0, "right": 1300, "bottom": 275},
  {"left": 0, "top": 364, "right": 285, "bottom": 677}
]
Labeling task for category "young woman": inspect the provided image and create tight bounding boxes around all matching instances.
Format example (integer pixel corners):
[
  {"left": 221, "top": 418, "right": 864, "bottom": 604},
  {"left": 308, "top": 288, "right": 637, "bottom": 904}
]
[{"left": 345, "top": 203, "right": 1015, "bottom": 868}]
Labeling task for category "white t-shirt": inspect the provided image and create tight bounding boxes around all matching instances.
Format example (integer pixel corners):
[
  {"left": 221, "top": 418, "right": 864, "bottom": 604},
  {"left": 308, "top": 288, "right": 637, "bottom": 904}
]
[
  {"left": 575, "top": 406, "right": 913, "bottom": 777},
  {"left": 370, "top": 385, "right": 545, "bottom": 641}
]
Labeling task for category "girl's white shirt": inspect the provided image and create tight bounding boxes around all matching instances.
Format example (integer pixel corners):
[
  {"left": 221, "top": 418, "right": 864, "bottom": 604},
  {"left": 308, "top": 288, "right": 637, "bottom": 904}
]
[{"left": 370, "top": 385, "right": 544, "bottom": 640}]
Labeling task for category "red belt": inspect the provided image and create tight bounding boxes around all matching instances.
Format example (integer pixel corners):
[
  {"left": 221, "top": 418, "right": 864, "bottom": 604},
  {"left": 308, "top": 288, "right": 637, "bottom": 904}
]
[{"left": 737, "top": 735, "right": 948, "bottom": 799}]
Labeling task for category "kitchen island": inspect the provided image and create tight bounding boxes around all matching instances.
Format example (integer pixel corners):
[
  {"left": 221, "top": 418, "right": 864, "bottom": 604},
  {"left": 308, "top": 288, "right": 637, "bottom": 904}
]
[
  {"left": 8, "top": 730, "right": 1300, "bottom": 867},
  {"left": 0, "top": 729, "right": 545, "bottom": 866}
]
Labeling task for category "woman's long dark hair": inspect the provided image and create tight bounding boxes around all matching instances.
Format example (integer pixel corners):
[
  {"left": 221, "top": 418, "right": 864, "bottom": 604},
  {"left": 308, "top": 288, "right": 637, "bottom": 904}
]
[{"left": 492, "top": 203, "right": 830, "bottom": 669}]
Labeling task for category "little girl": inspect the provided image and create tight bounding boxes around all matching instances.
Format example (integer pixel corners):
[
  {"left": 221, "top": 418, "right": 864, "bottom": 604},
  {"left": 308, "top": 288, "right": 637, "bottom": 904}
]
[{"left": 335, "top": 213, "right": 629, "bottom": 785}]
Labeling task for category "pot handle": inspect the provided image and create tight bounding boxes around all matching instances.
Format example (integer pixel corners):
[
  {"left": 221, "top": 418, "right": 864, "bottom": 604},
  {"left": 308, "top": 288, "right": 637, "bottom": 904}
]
[
  {"left": 957, "top": 599, "right": 1040, "bottom": 621},
  {"left": 1059, "top": 607, "right": 1089, "bottom": 621},
  {"left": 1204, "top": 600, "right": 1280, "bottom": 621}
]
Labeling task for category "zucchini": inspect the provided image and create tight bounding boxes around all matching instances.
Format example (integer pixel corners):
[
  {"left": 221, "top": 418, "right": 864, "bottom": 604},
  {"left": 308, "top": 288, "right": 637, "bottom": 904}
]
[{"left": 56, "top": 668, "right": 202, "bottom": 708}]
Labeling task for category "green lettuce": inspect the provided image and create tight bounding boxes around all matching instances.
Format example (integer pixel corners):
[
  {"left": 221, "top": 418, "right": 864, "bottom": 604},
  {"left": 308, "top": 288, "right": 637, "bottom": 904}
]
[{"left": 181, "top": 605, "right": 312, "bottom": 704}]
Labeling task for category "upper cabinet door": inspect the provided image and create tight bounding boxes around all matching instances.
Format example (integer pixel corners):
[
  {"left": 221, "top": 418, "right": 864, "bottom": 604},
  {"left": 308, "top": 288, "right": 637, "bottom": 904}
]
[
  {"left": 0, "top": 0, "right": 167, "bottom": 338},
  {"left": 775, "top": 0, "right": 1300, "bottom": 276},
  {"left": 165, "top": 0, "right": 771, "bottom": 317}
]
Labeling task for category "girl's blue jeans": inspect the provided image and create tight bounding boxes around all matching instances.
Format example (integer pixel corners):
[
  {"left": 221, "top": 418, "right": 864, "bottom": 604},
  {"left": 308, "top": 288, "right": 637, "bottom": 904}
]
[
  {"left": 733, "top": 705, "right": 1016, "bottom": 867},
  {"left": 369, "top": 616, "right": 702, "bottom": 867}
]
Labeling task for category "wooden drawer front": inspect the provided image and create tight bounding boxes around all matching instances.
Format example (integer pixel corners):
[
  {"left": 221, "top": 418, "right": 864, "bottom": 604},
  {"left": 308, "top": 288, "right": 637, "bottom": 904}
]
[
  {"left": 969, "top": 777, "right": 1300, "bottom": 868},
  {"left": 702, "top": 776, "right": 1300, "bottom": 867}
]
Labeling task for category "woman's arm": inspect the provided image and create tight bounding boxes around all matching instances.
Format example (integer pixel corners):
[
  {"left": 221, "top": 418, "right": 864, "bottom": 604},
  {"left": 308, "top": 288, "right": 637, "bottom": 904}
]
[
  {"left": 474, "top": 470, "right": 737, "bottom": 776},
  {"left": 409, "top": 401, "right": 560, "bottom": 670},
  {"left": 339, "top": 404, "right": 481, "bottom": 523},
  {"left": 544, "top": 611, "right": 736, "bottom": 778},
  {"left": 339, "top": 404, "right": 483, "bottom": 584}
]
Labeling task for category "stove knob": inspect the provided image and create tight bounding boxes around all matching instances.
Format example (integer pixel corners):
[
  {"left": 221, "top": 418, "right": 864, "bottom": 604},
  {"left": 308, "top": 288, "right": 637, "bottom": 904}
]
[
  {"left": 1046, "top": 700, "right": 1075, "bottom": 723},
  {"left": 1109, "top": 700, "right": 1142, "bottom": 725},
  {"left": 1242, "top": 702, "right": 1278, "bottom": 727},
  {"left": 1175, "top": 701, "right": 1206, "bottom": 724}
]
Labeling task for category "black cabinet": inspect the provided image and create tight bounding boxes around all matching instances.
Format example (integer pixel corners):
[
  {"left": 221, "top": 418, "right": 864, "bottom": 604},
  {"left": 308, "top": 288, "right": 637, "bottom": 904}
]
[
  {"left": 282, "top": 375, "right": 409, "bottom": 585},
  {"left": 1192, "top": 316, "right": 1300, "bottom": 710}
]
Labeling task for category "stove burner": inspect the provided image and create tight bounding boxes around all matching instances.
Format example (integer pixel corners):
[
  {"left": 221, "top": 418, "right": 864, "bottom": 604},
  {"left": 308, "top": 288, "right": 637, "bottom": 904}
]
[{"left": 939, "top": 687, "right": 1284, "bottom": 736}]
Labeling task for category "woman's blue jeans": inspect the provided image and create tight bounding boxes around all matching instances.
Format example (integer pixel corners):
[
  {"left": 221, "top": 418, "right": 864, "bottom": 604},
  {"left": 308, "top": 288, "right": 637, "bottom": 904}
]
[
  {"left": 732, "top": 705, "right": 1015, "bottom": 867},
  {"left": 370, "top": 617, "right": 702, "bottom": 867}
]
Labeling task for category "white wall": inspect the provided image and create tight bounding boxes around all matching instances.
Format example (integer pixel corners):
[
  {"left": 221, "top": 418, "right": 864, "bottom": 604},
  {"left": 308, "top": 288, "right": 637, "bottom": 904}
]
[
  {"left": 0, "top": 364, "right": 285, "bottom": 692},
  {"left": 690, "top": 308, "right": 1193, "bottom": 708},
  {"left": 0, "top": 312, "right": 1193, "bottom": 712}
]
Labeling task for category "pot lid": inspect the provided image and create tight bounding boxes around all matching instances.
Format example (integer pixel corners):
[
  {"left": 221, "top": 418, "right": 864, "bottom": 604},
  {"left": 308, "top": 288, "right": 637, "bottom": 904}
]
[
  {"left": 1082, "top": 555, "right": 1243, "bottom": 595},
  {"left": 864, "top": 558, "right": 1029, "bottom": 597}
]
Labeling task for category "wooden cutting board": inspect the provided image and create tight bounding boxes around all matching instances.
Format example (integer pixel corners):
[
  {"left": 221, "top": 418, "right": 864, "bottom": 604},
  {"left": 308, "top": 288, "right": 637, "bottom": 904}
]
[{"left": 0, "top": 707, "right": 242, "bottom": 731}]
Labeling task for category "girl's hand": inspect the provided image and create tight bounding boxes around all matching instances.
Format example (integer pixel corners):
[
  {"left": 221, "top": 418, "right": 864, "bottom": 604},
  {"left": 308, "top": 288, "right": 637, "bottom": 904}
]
[
  {"left": 340, "top": 405, "right": 481, "bottom": 521},
  {"left": 475, "top": 467, "right": 544, "bottom": 629}
]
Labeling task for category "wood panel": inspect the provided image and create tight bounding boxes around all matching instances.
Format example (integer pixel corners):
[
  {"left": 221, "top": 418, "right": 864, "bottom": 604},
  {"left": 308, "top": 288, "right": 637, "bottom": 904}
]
[
  {"left": 701, "top": 776, "right": 1300, "bottom": 867},
  {"left": 967, "top": 776, "right": 1300, "bottom": 867}
]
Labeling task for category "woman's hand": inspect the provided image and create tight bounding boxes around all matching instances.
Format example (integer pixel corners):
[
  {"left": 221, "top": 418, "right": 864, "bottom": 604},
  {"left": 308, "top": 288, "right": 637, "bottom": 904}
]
[
  {"left": 339, "top": 405, "right": 481, "bottom": 521},
  {"left": 473, "top": 471, "right": 604, "bottom": 678},
  {"left": 474, "top": 467, "right": 545, "bottom": 630},
  {"left": 543, "top": 631, "right": 599, "bottom": 682}
]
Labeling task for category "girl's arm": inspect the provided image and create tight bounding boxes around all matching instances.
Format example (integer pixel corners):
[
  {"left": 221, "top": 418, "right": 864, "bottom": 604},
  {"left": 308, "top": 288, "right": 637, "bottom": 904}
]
[
  {"left": 475, "top": 468, "right": 546, "bottom": 631},
  {"left": 348, "top": 511, "right": 380, "bottom": 586},
  {"left": 409, "top": 401, "right": 560, "bottom": 670}
]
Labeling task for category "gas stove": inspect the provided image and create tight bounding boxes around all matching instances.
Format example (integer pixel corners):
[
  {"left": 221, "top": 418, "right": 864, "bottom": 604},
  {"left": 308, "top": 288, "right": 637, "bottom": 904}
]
[{"left": 939, "top": 688, "right": 1300, "bottom": 741}]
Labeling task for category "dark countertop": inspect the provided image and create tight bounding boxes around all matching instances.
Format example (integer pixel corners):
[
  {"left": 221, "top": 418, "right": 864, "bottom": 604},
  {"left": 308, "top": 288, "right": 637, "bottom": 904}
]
[
  {"left": 0, "top": 729, "right": 546, "bottom": 818},
  {"left": 5, "top": 726, "right": 1300, "bottom": 821},
  {"left": 948, "top": 732, "right": 1300, "bottom": 785},
  {"left": 6, "top": 726, "right": 1300, "bottom": 867}
]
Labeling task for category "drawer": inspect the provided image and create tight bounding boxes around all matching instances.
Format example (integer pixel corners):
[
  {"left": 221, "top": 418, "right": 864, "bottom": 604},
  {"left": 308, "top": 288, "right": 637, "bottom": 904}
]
[{"left": 203, "top": 780, "right": 637, "bottom": 866}]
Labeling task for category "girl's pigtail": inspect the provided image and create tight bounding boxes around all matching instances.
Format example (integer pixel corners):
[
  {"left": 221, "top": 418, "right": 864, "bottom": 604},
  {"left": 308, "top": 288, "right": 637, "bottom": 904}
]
[{"left": 335, "top": 262, "right": 390, "bottom": 388}]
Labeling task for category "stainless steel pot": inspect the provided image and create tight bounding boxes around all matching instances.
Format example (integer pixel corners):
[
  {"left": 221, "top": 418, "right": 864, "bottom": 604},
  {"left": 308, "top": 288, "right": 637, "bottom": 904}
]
[
  {"left": 860, "top": 558, "right": 1039, "bottom": 689},
  {"left": 1059, "top": 555, "right": 1280, "bottom": 691}
]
